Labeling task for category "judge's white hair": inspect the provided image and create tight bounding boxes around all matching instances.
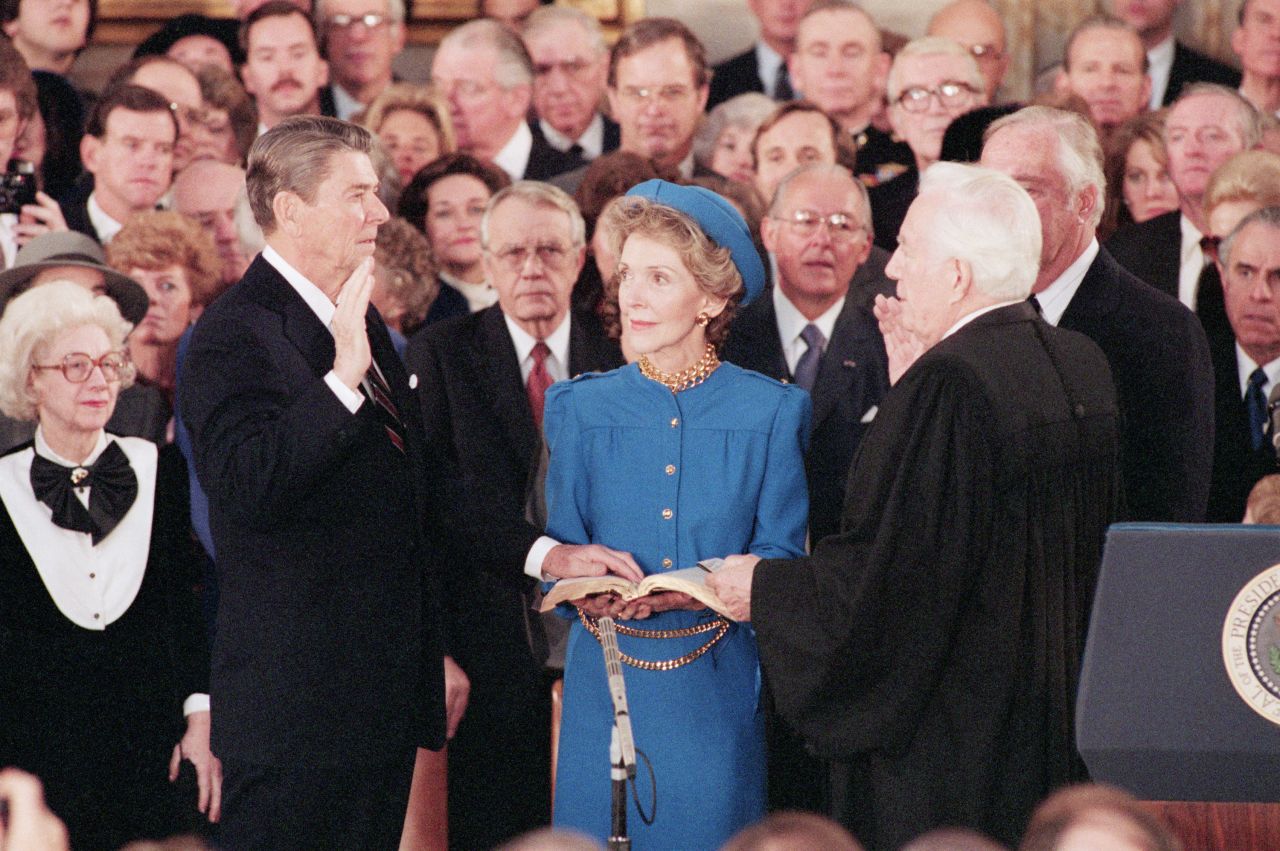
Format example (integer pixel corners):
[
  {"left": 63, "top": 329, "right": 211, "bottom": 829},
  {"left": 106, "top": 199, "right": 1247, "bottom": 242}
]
[{"left": 917, "top": 162, "right": 1042, "bottom": 301}]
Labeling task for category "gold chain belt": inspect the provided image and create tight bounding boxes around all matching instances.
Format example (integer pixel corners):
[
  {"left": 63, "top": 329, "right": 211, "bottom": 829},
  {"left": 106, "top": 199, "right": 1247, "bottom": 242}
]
[{"left": 578, "top": 611, "right": 731, "bottom": 671}]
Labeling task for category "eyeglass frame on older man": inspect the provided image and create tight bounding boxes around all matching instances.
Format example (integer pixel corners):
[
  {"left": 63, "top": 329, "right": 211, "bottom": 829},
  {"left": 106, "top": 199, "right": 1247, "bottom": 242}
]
[
  {"left": 770, "top": 209, "right": 866, "bottom": 244},
  {"left": 894, "top": 80, "right": 978, "bottom": 113}
]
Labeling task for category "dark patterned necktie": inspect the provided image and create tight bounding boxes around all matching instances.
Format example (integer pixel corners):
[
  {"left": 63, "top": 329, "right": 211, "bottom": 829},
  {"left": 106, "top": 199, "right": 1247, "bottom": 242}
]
[
  {"left": 528, "top": 342, "right": 553, "bottom": 430},
  {"left": 365, "top": 362, "right": 406, "bottom": 453},
  {"left": 30, "top": 440, "right": 138, "bottom": 545},
  {"left": 774, "top": 63, "right": 794, "bottom": 101},
  {"left": 793, "top": 323, "right": 826, "bottom": 391},
  {"left": 1248, "top": 367, "right": 1268, "bottom": 452}
]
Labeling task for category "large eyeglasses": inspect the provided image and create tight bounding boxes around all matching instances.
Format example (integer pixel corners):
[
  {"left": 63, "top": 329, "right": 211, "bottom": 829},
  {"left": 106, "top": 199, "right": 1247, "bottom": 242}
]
[
  {"left": 894, "top": 81, "right": 977, "bottom": 113},
  {"left": 488, "top": 242, "right": 576, "bottom": 271},
  {"left": 326, "top": 12, "right": 390, "bottom": 29},
  {"left": 773, "top": 210, "right": 865, "bottom": 243},
  {"left": 32, "top": 352, "right": 133, "bottom": 383},
  {"left": 618, "top": 85, "right": 692, "bottom": 105}
]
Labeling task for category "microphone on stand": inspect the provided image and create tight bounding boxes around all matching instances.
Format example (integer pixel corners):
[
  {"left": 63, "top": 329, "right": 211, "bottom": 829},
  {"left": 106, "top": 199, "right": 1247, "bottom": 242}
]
[
  {"left": 1268, "top": 383, "right": 1280, "bottom": 455},
  {"left": 598, "top": 616, "right": 637, "bottom": 775}
]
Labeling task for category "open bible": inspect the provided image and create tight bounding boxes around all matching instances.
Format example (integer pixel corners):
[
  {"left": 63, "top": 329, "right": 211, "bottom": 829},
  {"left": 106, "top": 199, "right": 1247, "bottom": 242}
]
[{"left": 539, "top": 559, "right": 732, "bottom": 618}]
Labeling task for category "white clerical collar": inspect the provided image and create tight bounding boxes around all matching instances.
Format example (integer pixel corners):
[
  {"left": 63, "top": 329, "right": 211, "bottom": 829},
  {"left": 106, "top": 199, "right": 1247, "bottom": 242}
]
[
  {"left": 263, "top": 244, "right": 336, "bottom": 327},
  {"left": 540, "top": 112, "right": 605, "bottom": 160},
  {"left": 942, "top": 299, "right": 1024, "bottom": 340},
  {"left": 1147, "top": 35, "right": 1176, "bottom": 109},
  {"left": 1035, "top": 238, "right": 1099, "bottom": 327},
  {"left": 504, "top": 310, "right": 571, "bottom": 378},
  {"left": 86, "top": 193, "right": 124, "bottom": 244},
  {"left": 773, "top": 285, "right": 845, "bottom": 350},
  {"left": 1236, "top": 344, "right": 1280, "bottom": 399},
  {"left": 755, "top": 41, "right": 785, "bottom": 98},
  {"left": 331, "top": 83, "right": 363, "bottom": 121},
  {"left": 493, "top": 120, "right": 535, "bottom": 181}
]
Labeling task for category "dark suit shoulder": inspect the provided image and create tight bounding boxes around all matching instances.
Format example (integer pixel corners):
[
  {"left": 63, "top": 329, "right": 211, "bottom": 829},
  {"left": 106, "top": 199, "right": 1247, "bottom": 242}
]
[
  {"left": 1166, "top": 42, "right": 1242, "bottom": 104},
  {"left": 1104, "top": 210, "right": 1182, "bottom": 292},
  {"left": 708, "top": 48, "right": 764, "bottom": 108}
]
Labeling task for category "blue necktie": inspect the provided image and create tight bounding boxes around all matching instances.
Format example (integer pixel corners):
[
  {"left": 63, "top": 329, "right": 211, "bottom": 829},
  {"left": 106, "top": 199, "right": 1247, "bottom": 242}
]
[
  {"left": 1248, "top": 367, "right": 1268, "bottom": 452},
  {"left": 793, "top": 323, "right": 825, "bottom": 391}
]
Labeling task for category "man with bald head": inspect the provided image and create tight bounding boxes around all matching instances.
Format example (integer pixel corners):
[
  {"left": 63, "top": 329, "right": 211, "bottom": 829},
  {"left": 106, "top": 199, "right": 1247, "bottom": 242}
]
[
  {"left": 1108, "top": 0, "right": 1240, "bottom": 106},
  {"left": 981, "top": 105, "right": 1214, "bottom": 522},
  {"left": 173, "top": 160, "right": 255, "bottom": 288},
  {"left": 926, "top": 0, "right": 1009, "bottom": 102}
]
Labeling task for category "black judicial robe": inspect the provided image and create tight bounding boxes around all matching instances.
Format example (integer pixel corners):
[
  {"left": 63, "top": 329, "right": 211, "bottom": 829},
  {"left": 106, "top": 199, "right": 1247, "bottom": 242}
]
[{"left": 752, "top": 303, "right": 1122, "bottom": 851}]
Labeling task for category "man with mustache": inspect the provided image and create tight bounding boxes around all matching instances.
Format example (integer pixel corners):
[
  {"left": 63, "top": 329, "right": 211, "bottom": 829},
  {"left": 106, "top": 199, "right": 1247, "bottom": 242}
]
[{"left": 239, "top": 1, "right": 330, "bottom": 133}]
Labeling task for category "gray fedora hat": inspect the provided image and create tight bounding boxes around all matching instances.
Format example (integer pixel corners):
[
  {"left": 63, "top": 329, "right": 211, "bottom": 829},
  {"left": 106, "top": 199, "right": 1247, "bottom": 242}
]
[{"left": 0, "top": 232, "right": 149, "bottom": 325}]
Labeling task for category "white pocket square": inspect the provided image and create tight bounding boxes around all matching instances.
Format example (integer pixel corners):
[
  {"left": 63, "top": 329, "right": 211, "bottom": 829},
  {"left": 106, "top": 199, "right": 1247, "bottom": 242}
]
[{"left": 860, "top": 406, "right": 878, "bottom": 424}]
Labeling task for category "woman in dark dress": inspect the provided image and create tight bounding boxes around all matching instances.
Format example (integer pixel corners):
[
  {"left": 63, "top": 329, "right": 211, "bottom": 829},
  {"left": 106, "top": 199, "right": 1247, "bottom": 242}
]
[{"left": 0, "top": 282, "right": 219, "bottom": 851}]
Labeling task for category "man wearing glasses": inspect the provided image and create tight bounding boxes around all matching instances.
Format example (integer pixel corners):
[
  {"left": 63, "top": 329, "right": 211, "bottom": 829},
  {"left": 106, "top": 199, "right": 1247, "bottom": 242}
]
[
  {"left": 868, "top": 36, "right": 987, "bottom": 250},
  {"left": 315, "top": 0, "right": 403, "bottom": 120},
  {"left": 405, "top": 181, "right": 620, "bottom": 849},
  {"left": 522, "top": 6, "right": 619, "bottom": 167},
  {"left": 432, "top": 19, "right": 580, "bottom": 181}
]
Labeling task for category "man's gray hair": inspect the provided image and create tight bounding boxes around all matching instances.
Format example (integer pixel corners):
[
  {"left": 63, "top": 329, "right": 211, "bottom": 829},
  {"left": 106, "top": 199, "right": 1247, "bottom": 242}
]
[
  {"left": 522, "top": 5, "right": 607, "bottom": 56},
  {"left": 770, "top": 163, "right": 874, "bottom": 240},
  {"left": 985, "top": 105, "right": 1107, "bottom": 230},
  {"left": 481, "top": 180, "right": 586, "bottom": 248},
  {"left": 917, "top": 162, "right": 1042, "bottom": 301},
  {"left": 1220, "top": 205, "right": 1280, "bottom": 268},
  {"left": 887, "top": 36, "right": 984, "bottom": 101},
  {"left": 1171, "top": 83, "right": 1265, "bottom": 149},
  {"left": 246, "top": 116, "right": 376, "bottom": 234},
  {"left": 315, "top": 0, "right": 404, "bottom": 26},
  {"left": 438, "top": 18, "right": 534, "bottom": 89}
]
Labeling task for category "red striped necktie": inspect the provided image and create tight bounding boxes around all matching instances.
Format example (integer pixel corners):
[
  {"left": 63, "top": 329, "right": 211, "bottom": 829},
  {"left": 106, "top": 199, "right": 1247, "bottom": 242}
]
[
  {"left": 527, "top": 341, "right": 553, "bottom": 430},
  {"left": 365, "top": 363, "right": 406, "bottom": 453}
]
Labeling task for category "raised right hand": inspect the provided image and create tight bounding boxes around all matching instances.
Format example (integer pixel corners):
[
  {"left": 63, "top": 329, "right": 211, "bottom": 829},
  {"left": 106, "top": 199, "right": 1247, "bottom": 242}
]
[
  {"left": 544, "top": 543, "right": 644, "bottom": 583},
  {"left": 873, "top": 293, "right": 924, "bottom": 386},
  {"left": 332, "top": 258, "right": 375, "bottom": 390}
]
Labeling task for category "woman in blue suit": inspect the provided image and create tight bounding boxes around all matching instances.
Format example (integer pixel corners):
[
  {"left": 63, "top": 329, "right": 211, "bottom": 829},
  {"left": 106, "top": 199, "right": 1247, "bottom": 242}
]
[{"left": 544, "top": 181, "right": 811, "bottom": 849}]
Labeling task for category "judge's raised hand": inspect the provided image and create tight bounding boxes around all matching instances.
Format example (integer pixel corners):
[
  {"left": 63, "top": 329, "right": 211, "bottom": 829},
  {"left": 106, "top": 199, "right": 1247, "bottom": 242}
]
[
  {"left": 544, "top": 543, "right": 644, "bottom": 584},
  {"left": 168, "top": 709, "right": 222, "bottom": 823},
  {"left": 873, "top": 294, "right": 924, "bottom": 385},
  {"left": 442, "top": 655, "right": 470, "bottom": 739},
  {"left": 0, "top": 768, "right": 70, "bottom": 851},
  {"left": 332, "top": 258, "right": 375, "bottom": 390},
  {"left": 705, "top": 554, "right": 760, "bottom": 622}
]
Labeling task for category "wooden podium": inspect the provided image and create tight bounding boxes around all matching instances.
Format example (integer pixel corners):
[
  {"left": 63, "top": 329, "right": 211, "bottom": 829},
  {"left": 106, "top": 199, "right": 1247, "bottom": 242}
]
[{"left": 1078, "top": 525, "right": 1280, "bottom": 851}]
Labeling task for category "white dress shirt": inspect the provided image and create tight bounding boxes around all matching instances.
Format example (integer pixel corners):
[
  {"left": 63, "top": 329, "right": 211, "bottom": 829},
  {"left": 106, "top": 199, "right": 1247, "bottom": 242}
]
[
  {"left": 773, "top": 285, "right": 845, "bottom": 375},
  {"left": 331, "top": 83, "right": 363, "bottom": 121},
  {"left": 1178, "top": 214, "right": 1206, "bottom": 311},
  {"left": 505, "top": 311, "right": 571, "bottom": 385},
  {"left": 1147, "top": 35, "right": 1176, "bottom": 109},
  {"left": 493, "top": 121, "right": 535, "bottom": 181},
  {"left": 0, "top": 213, "right": 17, "bottom": 268},
  {"left": 262, "top": 244, "right": 366, "bottom": 413},
  {"left": 540, "top": 113, "right": 606, "bottom": 161},
  {"left": 1033, "top": 239, "right": 1099, "bottom": 327},
  {"left": 1236, "top": 344, "right": 1280, "bottom": 400},
  {"left": 86, "top": 193, "right": 124, "bottom": 244},
  {"left": 0, "top": 429, "right": 208, "bottom": 715},
  {"left": 755, "top": 41, "right": 785, "bottom": 98}
]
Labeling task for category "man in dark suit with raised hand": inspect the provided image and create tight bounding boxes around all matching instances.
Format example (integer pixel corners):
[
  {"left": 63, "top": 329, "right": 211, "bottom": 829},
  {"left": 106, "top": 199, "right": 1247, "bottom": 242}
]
[
  {"left": 406, "top": 181, "right": 621, "bottom": 849},
  {"left": 982, "top": 105, "right": 1214, "bottom": 522},
  {"left": 710, "top": 162, "right": 1122, "bottom": 849},
  {"left": 181, "top": 116, "right": 450, "bottom": 850}
]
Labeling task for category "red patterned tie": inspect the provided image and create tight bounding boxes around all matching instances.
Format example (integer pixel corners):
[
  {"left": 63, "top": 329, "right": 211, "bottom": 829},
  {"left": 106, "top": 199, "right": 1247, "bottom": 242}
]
[
  {"left": 527, "top": 341, "right": 553, "bottom": 430},
  {"left": 366, "top": 363, "right": 406, "bottom": 453}
]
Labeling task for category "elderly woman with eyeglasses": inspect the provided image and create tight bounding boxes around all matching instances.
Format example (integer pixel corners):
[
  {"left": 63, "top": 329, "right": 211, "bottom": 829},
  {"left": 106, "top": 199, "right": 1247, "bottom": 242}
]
[{"left": 0, "top": 282, "right": 219, "bottom": 851}]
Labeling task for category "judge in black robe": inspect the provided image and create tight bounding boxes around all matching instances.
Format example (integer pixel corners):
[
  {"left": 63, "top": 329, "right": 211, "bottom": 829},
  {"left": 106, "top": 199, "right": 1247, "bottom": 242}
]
[{"left": 710, "top": 164, "right": 1123, "bottom": 850}]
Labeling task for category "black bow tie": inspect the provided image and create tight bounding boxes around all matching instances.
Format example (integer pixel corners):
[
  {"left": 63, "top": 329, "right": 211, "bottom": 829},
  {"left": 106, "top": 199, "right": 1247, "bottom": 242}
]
[{"left": 30, "top": 440, "right": 138, "bottom": 545}]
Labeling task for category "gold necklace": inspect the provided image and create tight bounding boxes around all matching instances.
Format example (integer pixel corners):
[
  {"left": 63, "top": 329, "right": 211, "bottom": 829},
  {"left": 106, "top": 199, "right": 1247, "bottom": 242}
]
[{"left": 638, "top": 343, "right": 720, "bottom": 393}]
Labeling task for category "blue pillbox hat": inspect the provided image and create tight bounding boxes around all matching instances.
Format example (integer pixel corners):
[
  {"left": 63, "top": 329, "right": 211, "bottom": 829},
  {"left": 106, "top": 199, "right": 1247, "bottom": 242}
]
[{"left": 625, "top": 179, "right": 765, "bottom": 306}]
